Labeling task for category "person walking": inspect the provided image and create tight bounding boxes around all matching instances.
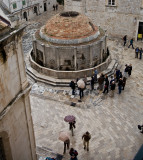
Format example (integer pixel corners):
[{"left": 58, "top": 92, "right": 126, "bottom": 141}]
[
  {"left": 128, "top": 64, "right": 132, "bottom": 76},
  {"left": 69, "top": 148, "right": 78, "bottom": 160},
  {"left": 98, "top": 73, "right": 104, "bottom": 91},
  {"left": 110, "top": 81, "right": 116, "bottom": 97},
  {"left": 123, "top": 35, "right": 127, "bottom": 46},
  {"left": 69, "top": 121, "right": 76, "bottom": 136},
  {"left": 56, "top": 4, "right": 58, "bottom": 10},
  {"left": 82, "top": 131, "right": 91, "bottom": 151},
  {"left": 128, "top": 38, "right": 134, "bottom": 49},
  {"left": 53, "top": 4, "right": 55, "bottom": 11},
  {"left": 135, "top": 47, "right": 139, "bottom": 58},
  {"left": 138, "top": 124, "right": 143, "bottom": 134},
  {"left": 70, "top": 80, "right": 76, "bottom": 95},
  {"left": 90, "top": 76, "right": 94, "bottom": 90},
  {"left": 118, "top": 78, "right": 123, "bottom": 94},
  {"left": 63, "top": 138, "right": 70, "bottom": 154},
  {"left": 139, "top": 48, "right": 142, "bottom": 59},
  {"left": 122, "top": 77, "right": 126, "bottom": 90}
]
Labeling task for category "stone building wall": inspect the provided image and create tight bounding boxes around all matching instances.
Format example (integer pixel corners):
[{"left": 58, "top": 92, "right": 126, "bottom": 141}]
[
  {"left": 64, "top": 0, "right": 143, "bottom": 40},
  {"left": 0, "top": 26, "right": 36, "bottom": 160}
]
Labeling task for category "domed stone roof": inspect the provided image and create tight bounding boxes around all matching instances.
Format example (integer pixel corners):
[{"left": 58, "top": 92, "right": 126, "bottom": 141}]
[{"left": 40, "top": 11, "right": 100, "bottom": 45}]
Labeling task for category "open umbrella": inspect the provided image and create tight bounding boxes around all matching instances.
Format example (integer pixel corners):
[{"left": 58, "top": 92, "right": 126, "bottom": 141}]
[
  {"left": 59, "top": 131, "right": 69, "bottom": 142},
  {"left": 64, "top": 115, "right": 75, "bottom": 122},
  {"left": 77, "top": 79, "right": 85, "bottom": 89}
]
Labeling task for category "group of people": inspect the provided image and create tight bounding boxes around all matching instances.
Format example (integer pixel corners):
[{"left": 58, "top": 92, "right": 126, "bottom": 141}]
[
  {"left": 101, "top": 64, "right": 132, "bottom": 95},
  {"left": 63, "top": 131, "right": 91, "bottom": 160},
  {"left": 123, "top": 35, "right": 134, "bottom": 49},
  {"left": 53, "top": 4, "right": 58, "bottom": 11},
  {"left": 123, "top": 35, "right": 142, "bottom": 59},
  {"left": 135, "top": 47, "right": 142, "bottom": 59}
]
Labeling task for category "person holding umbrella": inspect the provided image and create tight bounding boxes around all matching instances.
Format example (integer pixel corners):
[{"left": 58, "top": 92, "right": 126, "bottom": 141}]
[
  {"left": 64, "top": 115, "right": 76, "bottom": 136},
  {"left": 77, "top": 79, "right": 85, "bottom": 100},
  {"left": 59, "top": 131, "right": 70, "bottom": 154}
]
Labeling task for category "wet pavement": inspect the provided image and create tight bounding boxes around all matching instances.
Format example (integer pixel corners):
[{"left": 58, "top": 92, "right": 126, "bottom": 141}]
[
  {"left": 22, "top": 6, "right": 143, "bottom": 160},
  {"left": 29, "top": 40, "right": 143, "bottom": 160}
]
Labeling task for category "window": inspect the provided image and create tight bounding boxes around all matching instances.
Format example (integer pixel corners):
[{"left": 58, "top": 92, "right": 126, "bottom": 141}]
[
  {"left": 13, "top": 2, "right": 17, "bottom": 9},
  {"left": 22, "top": 0, "right": 26, "bottom": 5},
  {"left": 108, "top": 0, "right": 115, "bottom": 5}
]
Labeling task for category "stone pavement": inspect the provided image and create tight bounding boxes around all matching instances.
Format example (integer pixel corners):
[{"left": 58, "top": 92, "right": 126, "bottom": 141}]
[{"left": 29, "top": 39, "right": 143, "bottom": 160}]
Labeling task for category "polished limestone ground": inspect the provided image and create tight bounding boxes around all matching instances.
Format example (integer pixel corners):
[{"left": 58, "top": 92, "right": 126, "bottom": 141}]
[{"left": 30, "top": 40, "right": 143, "bottom": 160}]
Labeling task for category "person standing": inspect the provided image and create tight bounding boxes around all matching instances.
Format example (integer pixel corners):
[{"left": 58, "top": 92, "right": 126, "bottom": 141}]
[
  {"left": 90, "top": 76, "right": 94, "bottom": 90},
  {"left": 82, "top": 131, "right": 91, "bottom": 151},
  {"left": 98, "top": 73, "right": 104, "bottom": 91},
  {"left": 116, "top": 69, "right": 120, "bottom": 82},
  {"left": 63, "top": 138, "right": 70, "bottom": 154},
  {"left": 124, "top": 65, "right": 128, "bottom": 78},
  {"left": 69, "top": 148, "right": 78, "bottom": 160},
  {"left": 122, "top": 77, "right": 126, "bottom": 90},
  {"left": 56, "top": 4, "right": 58, "bottom": 10},
  {"left": 123, "top": 35, "right": 127, "bottom": 46},
  {"left": 94, "top": 69, "right": 98, "bottom": 82},
  {"left": 83, "top": 75, "right": 87, "bottom": 89},
  {"left": 139, "top": 48, "right": 142, "bottom": 59},
  {"left": 70, "top": 80, "right": 76, "bottom": 95},
  {"left": 128, "top": 64, "right": 132, "bottom": 76},
  {"left": 118, "top": 78, "right": 123, "bottom": 94},
  {"left": 103, "top": 75, "right": 109, "bottom": 93},
  {"left": 53, "top": 4, "right": 55, "bottom": 11},
  {"left": 135, "top": 47, "right": 139, "bottom": 58},
  {"left": 110, "top": 81, "right": 116, "bottom": 97}
]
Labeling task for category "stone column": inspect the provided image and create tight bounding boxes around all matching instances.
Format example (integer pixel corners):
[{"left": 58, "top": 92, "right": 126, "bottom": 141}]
[
  {"left": 74, "top": 47, "right": 77, "bottom": 70},
  {"left": 42, "top": 44, "right": 46, "bottom": 67},
  {"left": 89, "top": 45, "right": 93, "bottom": 67},
  {"left": 56, "top": 47, "right": 60, "bottom": 70},
  {"left": 33, "top": 40, "right": 37, "bottom": 61}
]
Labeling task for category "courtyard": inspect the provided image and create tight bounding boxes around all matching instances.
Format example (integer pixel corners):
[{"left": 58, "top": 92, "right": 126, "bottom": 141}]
[{"left": 22, "top": 6, "right": 143, "bottom": 160}]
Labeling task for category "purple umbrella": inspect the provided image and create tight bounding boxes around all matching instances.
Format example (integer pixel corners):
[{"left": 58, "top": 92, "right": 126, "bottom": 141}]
[{"left": 64, "top": 115, "right": 75, "bottom": 122}]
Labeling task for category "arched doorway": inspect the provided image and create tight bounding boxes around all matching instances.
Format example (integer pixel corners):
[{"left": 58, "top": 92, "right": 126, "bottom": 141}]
[
  {"left": 34, "top": 6, "right": 38, "bottom": 15},
  {"left": 44, "top": 3, "right": 47, "bottom": 12},
  {"left": 0, "top": 131, "right": 12, "bottom": 160},
  {"left": 23, "top": 12, "right": 28, "bottom": 21}
]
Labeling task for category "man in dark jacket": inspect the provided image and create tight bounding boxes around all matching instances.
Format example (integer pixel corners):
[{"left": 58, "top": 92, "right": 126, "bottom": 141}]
[
  {"left": 118, "top": 78, "right": 123, "bottom": 94},
  {"left": 116, "top": 69, "right": 120, "bottom": 82},
  {"left": 123, "top": 35, "right": 127, "bottom": 46},
  {"left": 128, "top": 64, "right": 132, "bottom": 76},
  {"left": 90, "top": 76, "right": 94, "bottom": 90},
  {"left": 82, "top": 131, "right": 91, "bottom": 151},
  {"left": 103, "top": 75, "right": 109, "bottom": 93},
  {"left": 70, "top": 80, "right": 76, "bottom": 95},
  {"left": 98, "top": 74, "right": 104, "bottom": 91},
  {"left": 110, "top": 81, "right": 116, "bottom": 97}
]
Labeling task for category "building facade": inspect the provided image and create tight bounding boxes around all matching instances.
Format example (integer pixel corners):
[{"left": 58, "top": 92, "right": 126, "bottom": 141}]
[
  {"left": 0, "top": 0, "right": 57, "bottom": 22},
  {"left": 0, "top": 13, "right": 36, "bottom": 160},
  {"left": 65, "top": 0, "right": 143, "bottom": 40}
]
